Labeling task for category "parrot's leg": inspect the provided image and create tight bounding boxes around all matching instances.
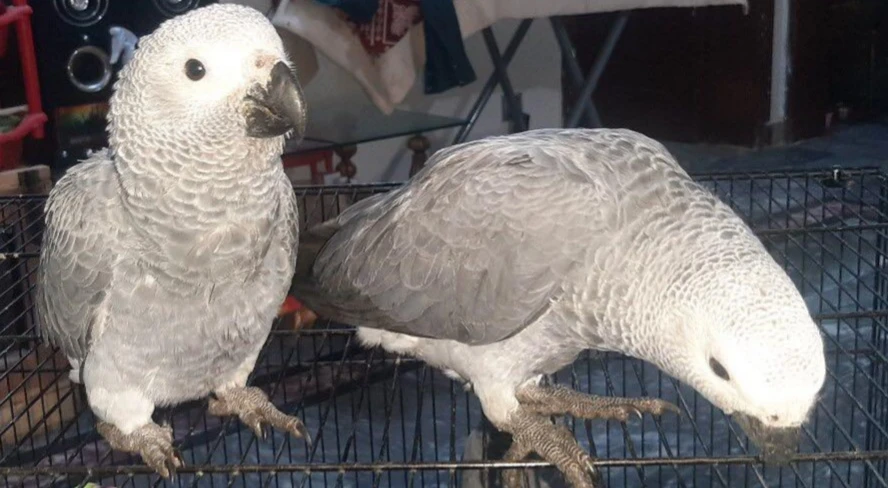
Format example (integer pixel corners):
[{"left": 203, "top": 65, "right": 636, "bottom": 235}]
[
  {"left": 96, "top": 421, "right": 182, "bottom": 478},
  {"left": 208, "top": 386, "right": 309, "bottom": 442},
  {"left": 516, "top": 384, "right": 680, "bottom": 420},
  {"left": 83, "top": 356, "right": 180, "bottom": 478},
  {"left": 501, "top": 409, "right": 600, "bottom": 488}
]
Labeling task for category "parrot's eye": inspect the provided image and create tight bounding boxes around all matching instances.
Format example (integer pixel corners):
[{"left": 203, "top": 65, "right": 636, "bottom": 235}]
[
  {"left": 709, "top": 357, "right": 730, "bottom": 381},
  {"left": 185, "top": 59, "right": 206, "bottom": 81}
]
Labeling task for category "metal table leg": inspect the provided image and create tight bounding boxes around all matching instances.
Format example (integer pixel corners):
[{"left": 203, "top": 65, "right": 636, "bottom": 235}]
[
  {"left": 561, "top": 11, "right": 631, "bottom": 129},
  {"left": 456, "top": 12, "right": 630, "bottom": 143},
  {"left": 452, "top": 19, "right": 533, "bottom": 145},
  {"left": 550, "top": 16, "right": 598, "bottom": 127},
  {"left": 482, "top": 28, "right": 527, "bottom": 134}
]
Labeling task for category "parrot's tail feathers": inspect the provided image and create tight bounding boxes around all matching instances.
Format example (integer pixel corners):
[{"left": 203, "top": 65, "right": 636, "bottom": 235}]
[
  {"left": 294, "top": 231, "right": 335, "bottom": 281},
  {"left": 290, "top": 190, "right": 395, "bottom": 327},
  {"left": 294, "top": 191, "right": 389, "bottom": 282}
]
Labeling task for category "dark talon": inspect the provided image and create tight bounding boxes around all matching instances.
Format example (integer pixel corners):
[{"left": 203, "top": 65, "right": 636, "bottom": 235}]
[
  {"left": 664, "top": 401, "right": 682, "bottom": 416},
  {"left": 586, "top": 460, "right": 601, "bottom": 485},
  {"left": 293, "top": 421, "right": 312, "bottom": 446}
]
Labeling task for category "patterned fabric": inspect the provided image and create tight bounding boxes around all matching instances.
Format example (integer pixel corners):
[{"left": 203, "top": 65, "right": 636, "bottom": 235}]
[
  {"left": 338, "top": 0, "right": 424, "bottom": 58},
  {"left": 329, "top": 0, "right": 474, "bottom": 93}
]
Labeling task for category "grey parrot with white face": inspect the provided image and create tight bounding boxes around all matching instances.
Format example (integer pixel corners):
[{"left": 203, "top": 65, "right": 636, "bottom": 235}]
[
  {"left": 292, "top": 128, "right": 828, "bottom": 488},
  {"left": 36, "top": 4, "right": 307, "bottom": 477}
]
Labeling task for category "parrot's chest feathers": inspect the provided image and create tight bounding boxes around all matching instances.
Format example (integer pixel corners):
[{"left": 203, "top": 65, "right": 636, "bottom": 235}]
[
  {"left": 132, "top": 215, "right": 274, "bottom": 284},
  {"left": 125, "top": 176, "right": 287, "bottom": 281}
]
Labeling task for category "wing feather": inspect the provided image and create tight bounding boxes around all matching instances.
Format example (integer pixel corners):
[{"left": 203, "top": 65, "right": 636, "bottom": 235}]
[
  {"left": 37, "top": 155, "right": 121, "bottom": 362},
  {"left": 294, "top": 128, "right": 682, "bottom": 345}
]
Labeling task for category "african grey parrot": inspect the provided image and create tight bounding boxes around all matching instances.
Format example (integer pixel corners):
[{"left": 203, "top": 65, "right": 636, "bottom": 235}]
[
  {"left": 36, "top": 4, "right": 307, "bottom": 477},
  {"left": 292, "top": 128, "right": 827, "bottom": 488}
]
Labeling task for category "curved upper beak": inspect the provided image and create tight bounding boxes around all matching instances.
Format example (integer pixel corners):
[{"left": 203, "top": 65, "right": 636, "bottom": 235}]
[
  {"left": 244, "top": 61, "right": 307, "bottom": 140},
  {"left": 734, "top": 413, "right": 801, "bottom": 465}
]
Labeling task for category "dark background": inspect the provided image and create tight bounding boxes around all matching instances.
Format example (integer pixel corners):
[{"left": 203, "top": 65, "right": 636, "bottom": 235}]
[{"left": 564, "top": 0, "right": 887, "bottom": 147}]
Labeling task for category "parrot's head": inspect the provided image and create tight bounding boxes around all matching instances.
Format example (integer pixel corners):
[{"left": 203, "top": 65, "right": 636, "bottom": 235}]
[
  {"left": 107, "top": 3, "right": 307, "bottom": 167},
  {"left": 656, "top": 241, "right": 827, "bottom": 465}
]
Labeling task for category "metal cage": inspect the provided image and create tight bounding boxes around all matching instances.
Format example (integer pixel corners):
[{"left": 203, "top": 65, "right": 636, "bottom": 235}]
[{"left": 0, "top": 167, "right": 887, "bottom": 488}]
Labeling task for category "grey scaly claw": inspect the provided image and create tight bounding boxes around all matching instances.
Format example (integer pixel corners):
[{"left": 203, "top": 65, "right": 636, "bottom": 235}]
[
  {"left": 208, "top": 386, "right": 308, "bottom": 443},
  {"left": 516, "top": 384, "right": 680, "bottom": 423},
  {"left": 97, "top": 421, "right": 182, "bottom": 479},
  {"left": 502, "top": 411, "right": 600, "bottom": 488},
  {"left": 501, "top": 384, "right": 686, "bottom": 486}
]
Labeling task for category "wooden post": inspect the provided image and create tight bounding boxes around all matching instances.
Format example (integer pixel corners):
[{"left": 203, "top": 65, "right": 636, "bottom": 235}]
[
  {"left": 334, "top": 144, "right": 358, "bottom": 182},
  {"left": 407, "top": 134, "right": 430, "bottom": 177}
]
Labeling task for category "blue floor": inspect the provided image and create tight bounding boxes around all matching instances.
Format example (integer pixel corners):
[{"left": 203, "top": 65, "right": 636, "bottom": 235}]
[{"left": 665, "top": 120, "right": 888, "bottom": 174}]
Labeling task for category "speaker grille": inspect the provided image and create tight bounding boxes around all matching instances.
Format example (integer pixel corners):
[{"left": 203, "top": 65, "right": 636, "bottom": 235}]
[
  {"left": 152, "top": 0, "right": 201, "bottom": 18},
  {"left": 52, "top": 0, "right": 109, "bottom": 27}
]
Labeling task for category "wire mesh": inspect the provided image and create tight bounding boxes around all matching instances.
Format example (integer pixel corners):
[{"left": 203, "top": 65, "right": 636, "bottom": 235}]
[{"left": 0, "top": 167, "right": 886, "bottom": 488}]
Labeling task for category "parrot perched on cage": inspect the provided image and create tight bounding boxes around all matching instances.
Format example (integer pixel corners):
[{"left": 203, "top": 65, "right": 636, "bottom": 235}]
[
  {"left": 35, "top": 4, "right": 308, "bottom": 478},
  {"left": 291, "top": 128, "right": 828, "bottom": 488}
]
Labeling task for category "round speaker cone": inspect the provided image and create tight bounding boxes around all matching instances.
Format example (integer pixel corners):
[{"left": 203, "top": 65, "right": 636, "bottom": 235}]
[
  {"left": 152, "top": 0, "right": 200, "bottom": 18},
  {"left": 67, "top": 46, "right": 112, "bottom": 94},
  {"left": 53, "top": 0, "right": 109, "bottom": 27}
]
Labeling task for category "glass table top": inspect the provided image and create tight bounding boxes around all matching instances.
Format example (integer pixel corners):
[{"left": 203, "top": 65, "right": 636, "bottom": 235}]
[{"left": 284, "top": 102, "right": 467, "bottom": 155}]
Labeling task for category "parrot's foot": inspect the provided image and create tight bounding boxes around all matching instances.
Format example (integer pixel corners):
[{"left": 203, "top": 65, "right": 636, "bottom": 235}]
[
  {"left": 516, "top": 383, "right": 680, "bottom": 421},
  {"left": 96, "top": 421, "right": 181, "bottom": 479},
  {"left": 500, "top": 384, "right": 680, "bottom": 488},
  {"left": 501, "top": 410, "right": 600, "bottom": 488},
  {"left": 208, "top": 386, "right": 309, "bottom": 444}
]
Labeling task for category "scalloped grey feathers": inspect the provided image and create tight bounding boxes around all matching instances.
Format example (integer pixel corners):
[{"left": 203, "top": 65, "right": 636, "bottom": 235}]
[{"left": 293, "top": 128, "right": 696, "bottom": 345}]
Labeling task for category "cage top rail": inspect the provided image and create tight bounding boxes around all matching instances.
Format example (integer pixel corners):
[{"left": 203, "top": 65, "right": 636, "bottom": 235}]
[
  {"left": 4, "top": 225, "right": 888, "bottom": 261},
  {"left": 0, "top": 165, "right": 881, "bottom": 201}
]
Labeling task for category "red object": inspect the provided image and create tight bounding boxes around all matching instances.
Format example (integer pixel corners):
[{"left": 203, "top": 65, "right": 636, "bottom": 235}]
[
  {"left": 0, "top": 0, "right": 47, "bottom": 169},
  {"left": 282, "top": 149, "right": 335, "bottom": 184},
  {"left": 278, "top": 296, "right": 304, "bottom": 317},
  {"left": 0, "top": 136, "right": 21, "bottom": 171},
  {"left": 0, "top": 5, "right": 8, "bottom": 58}
]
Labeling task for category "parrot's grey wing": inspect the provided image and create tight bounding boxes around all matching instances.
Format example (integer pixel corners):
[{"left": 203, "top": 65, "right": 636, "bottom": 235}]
[
  {"left": 295, "top": 130, "right": 653, "bottom": 345},
  {"left": 37, "top": 155, "right": 122, "bottom": 362}
]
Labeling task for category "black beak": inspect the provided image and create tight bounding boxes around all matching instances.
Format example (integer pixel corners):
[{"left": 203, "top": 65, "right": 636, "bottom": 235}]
[
  {"left": 734, "top": 413, "right": 802, "bottom": 465},
  {"left": 244, "top": 61, "right": 307, "bottom": 140}
]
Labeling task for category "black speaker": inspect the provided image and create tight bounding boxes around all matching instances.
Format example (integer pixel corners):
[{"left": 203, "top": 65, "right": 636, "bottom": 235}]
[{"left": 26, "top": 0, "right": 217, "bottom": 177}]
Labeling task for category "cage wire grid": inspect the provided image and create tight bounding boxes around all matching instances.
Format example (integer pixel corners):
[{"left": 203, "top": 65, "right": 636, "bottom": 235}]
[{"left": 0, "top": 167, "right": 886, "bottom": 488}]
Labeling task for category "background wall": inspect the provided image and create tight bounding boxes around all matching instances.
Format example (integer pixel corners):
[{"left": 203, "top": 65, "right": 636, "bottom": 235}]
[{"left": 300, "top": 19, "right": 563, "bottom": 183}]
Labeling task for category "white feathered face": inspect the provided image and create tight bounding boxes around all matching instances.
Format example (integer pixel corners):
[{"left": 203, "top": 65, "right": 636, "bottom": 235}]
[
  {"left": 662, "top": 258, "right": 827, "bottom": 463},
  {"left": 107, "top": 4, "right": 306, "bottom": 158}
]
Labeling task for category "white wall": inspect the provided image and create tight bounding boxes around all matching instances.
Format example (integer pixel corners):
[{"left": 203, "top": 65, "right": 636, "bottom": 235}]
[{"left": 300, "top": 18, "right": 563, "bottom": 183}]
